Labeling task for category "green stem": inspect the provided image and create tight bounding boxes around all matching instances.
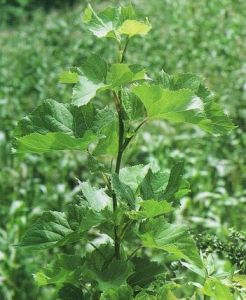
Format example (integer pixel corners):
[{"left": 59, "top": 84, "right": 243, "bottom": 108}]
[{"left": 111, "top": 37, "right": 131, "bottom": 260}]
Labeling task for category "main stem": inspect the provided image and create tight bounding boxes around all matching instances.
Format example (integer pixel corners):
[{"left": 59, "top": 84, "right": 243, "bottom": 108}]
[{"left": 112, "top": 38, "right": 130, "bottom": 259}]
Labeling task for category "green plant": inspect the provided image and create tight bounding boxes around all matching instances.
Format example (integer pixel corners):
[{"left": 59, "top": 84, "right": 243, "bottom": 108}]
[{"left": 13, "top": 4, "right": 244, "bottom": 299}]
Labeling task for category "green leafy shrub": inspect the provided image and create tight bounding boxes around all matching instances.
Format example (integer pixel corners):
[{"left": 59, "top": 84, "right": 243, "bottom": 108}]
[{"left": 12, "top": 4, "right": 245, "bottom": 299}]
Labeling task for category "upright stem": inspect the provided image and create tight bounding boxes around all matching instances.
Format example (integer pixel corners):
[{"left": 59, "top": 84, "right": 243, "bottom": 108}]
[{"left": 112, "top": 38, "right": 130, "bottom": 259}]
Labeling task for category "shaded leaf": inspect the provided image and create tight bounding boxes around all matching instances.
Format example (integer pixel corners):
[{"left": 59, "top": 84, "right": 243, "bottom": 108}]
[
  {"left": 111, "top": 173, "right": 135, "bottom": 209},
  {"left": 58, "top": 284, "right": 84, "bottom": 300},
  {"left": 85, "top": 244, "right": 133, "bottom": 291},
  {"left": 128, "top": 257, "right": 164, "bottom": 287},
  {"left": 34, "top": 254, "right": 83, "bottom": 287},
  {"left": 59, "top": 71, "right": 79, "bottom": 84}
]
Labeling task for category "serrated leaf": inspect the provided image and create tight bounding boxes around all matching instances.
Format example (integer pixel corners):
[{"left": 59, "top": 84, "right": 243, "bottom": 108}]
[
  {"left": 71, "top": 54, "right": 107, "bottom": 106},
  {"left": 83, "top": 5, "right": 150, "bottom": 40},
  {"left": 15, "top": 131, "right": 96, "bottom": 154},
  {"left": 19, "top": 204, "right": 106, "bottom": 250},
  {"left": 202, "top": 277, "right": 234, "bottom": 300},
  {"left": 118, "top": 19, "right": 151, "bottom": 37},
  {"left": 18, "top": 211, "right": 78, "bottom": 250},
  {"left": 133, "top": 78, "right": 234, "bottom": 134},
  {"left": 140, "top": 169, "right": 169, "bottom": 200},
  {"left": 111, "top": 173, "right": 135, "bottom": 209},
  {"left": 83, "top": 5, "right": 119, "bottom": 38},
  {"left": 133, "top": 83, "right": 234, "bottom": 134},
  {"left": 85, "top": 244, "right": 133, "bottom": 291},
  {"left": 34, "top": 254, "right": 83, "bottom": 287},
  {"left": 107, "top": 64, "right": 146, "bottom": 89},
  {"left": 119, "top": 164, "right": 149, "bottom": 191},
  {"left": 128, "top": 257, "right": 164, "bottom": 287},
  {"left": 100, "top": 285, "right": 133, "bottom": 300},
  {"left": 162, "top": 162, "right": 184, "bottom": 202},
  {"left": 79, "top": 181, "right": 111, "bottom": 211},
  {"left": 139, "top": 219, "right": 203, "bottom": 268},
  {"left": 59, "top": 71, "right": 79, "bottom": 84},
  {"left": 93, "top": 107, "right": 118, "bottom": 156},
  {"left": 122, "top": 89, "right": 145, "bottom": 120},
  {"left": 129, "top": 200, "right": 173, "bottom": 220}
]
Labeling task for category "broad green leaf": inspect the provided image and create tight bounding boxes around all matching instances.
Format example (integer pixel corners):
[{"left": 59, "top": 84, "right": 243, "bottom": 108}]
[
  {"left": 79, "top": 181, "right": 111, "bottom": 211},
  {"left": 129, "top": 200, "right": 173, "bottom": 220},
  {"left": 85, "top": 244, "right": 133, "bottom": 291},
  {"left": 162, "top": 162, "right": 184, "bottom": 202},
  {"left": 67, "top": 204, "right": 106, "bottom": 232},
  {"left": 202, "top": 277, "right": 234, "bottom": 300},
  {"left": 118, "top": 19, "right": 151, "bottom": 37},
  {"left": 58, "top": 284, "right": 84, "bottom": 300},
  {"left": 106, "top": 64, "right": 146, "bottom": 89},
  {"left": 133, "top": 84, "right": 205, "bottom": 123},
  {"left": 122, "top": 89, "right": 145, "bottom": 120},
  {"left": 119, "top": 164, "right": 149, "bottom": 191},
  {"left": 83, "top": 5, "right": 151, "bottom": 40},
  {"left": 15, "top": 131, "right": 96, "bottom": 153},
  {"left": 140, "top": 169, "right": 169, "bottom": 200},
  {"left": 18, "top": 211, "right": 79, "bottom": 250},
  {"left": 133, "top": 83, "right": 234, "bottom": 134},
  {"left": 100, "top": 285, "right": 133, "bottom": 300},
  {"left": 139, "top": 219, "right": 203, "bottom": 268},
  {"left": 59, "top": 71, "right": 79, "bottom": 84},
  {"left": 134, "top": 293, "right": 156, "bottom": 300},
  {"left": 71, "top": 54, "right": 107, "bottom": 106},
  {"left": 83, "top": 5, "right": 119, "bottom": 38},
  {"left": 127, "top": 257, "right": 164, "bottom": 287},
  {"left": 19, "top": 204, "right": 106, "bottom": 250},
  {"left": 93, "top": 107, "right": 118, "bottom": 156},
  {"left": 15, "top": 99, "right": 95, "bottom": 138},
  {"left": 34, "top": 254, "right": 83, "bottom": 286},
  {"left": 111, "top": 173, "right": 135, "bottom": 209}
]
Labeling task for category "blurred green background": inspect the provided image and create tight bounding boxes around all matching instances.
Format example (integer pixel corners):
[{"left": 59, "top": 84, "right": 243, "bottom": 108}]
[{"left": 1, "top": 0, "right": 246, "bottom": 299}]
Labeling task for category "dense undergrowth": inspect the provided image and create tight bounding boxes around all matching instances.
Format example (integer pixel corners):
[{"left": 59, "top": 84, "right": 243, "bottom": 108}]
[{"left": 1, "top": 0, "right": 246, "bottom": 299}]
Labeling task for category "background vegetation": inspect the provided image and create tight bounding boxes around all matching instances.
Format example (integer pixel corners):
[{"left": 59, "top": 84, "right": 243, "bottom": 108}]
[{"left": 1, "top": 0, "right": 246, "bottom": 299}]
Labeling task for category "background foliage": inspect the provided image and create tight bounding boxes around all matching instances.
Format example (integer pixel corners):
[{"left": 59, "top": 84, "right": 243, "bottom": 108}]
[{"left": 1, "top": 0, "right": 246, "bottom": 299}]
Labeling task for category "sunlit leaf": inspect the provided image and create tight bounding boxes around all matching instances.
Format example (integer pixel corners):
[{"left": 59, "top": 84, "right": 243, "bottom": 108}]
[{"left": 118, "top": 19, "right": 151, "bottom": 37}]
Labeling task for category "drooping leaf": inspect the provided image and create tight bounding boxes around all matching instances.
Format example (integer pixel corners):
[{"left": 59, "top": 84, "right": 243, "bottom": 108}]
[
  {"left": 15, "top": 131, "right": 96, "bottom": 154},
  {"left": 118, "top": 19, "right": 151, "bottom": 37},
  {"left": 111, "top": 173, "right": 135, "bottom": 209},
  {"left": 133, "top": 83, "right": 234, "bottom": 134},
  {"left": 129, "top": 200, "right": 173, "bottom": 220},
  {"left": 100, "top": 285, "right": 133, "bottom": 300},
  {"left": 139, "top": 219, "right": 203, "bottom": 268},
  {"left": 128, "top": 257, "right": 164, "bottom": 287},
  {"left": 34, "top": 254, "right": 83, "bottom": 287},
  {"left": 85, "top": 244, "right": 133, "bottom": 291}
]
